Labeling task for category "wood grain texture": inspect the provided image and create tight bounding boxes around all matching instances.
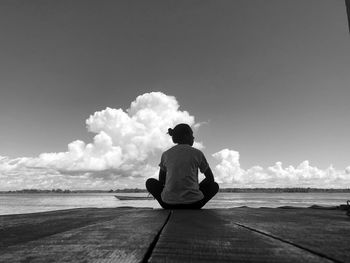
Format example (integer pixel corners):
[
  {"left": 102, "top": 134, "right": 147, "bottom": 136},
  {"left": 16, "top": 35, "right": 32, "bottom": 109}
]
[
  {"left": 149, "top": 209, "right": 334, "bottom": 263},
  {"left": 217, "top": 207, "right": 350, "bottom": 263},
  {"left": 0, "top": 208, "right": 169, "bottom": 263},
  {"left": 0, "top": 207, "right": 132, "bottom": 248},
  {"left": 1, "top": 207, "right": 349, "bottom": 263}
]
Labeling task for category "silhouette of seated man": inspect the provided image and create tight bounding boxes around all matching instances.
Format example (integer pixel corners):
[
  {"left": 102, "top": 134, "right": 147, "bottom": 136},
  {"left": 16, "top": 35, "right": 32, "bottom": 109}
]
[{"left": 146, "top": 123, "right": 219, "bottom": 209}]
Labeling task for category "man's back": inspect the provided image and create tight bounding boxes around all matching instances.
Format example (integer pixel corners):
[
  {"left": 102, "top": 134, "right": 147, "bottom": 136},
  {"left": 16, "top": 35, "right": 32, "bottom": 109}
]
[{"left": 160, "top": 144, "right": 208, "bottom": 204}]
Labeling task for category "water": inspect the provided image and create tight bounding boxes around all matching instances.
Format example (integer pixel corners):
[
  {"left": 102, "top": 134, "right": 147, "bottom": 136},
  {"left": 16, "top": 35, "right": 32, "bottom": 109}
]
[{"left": 0, "top": 192, "right": 349, "bottom": 215}]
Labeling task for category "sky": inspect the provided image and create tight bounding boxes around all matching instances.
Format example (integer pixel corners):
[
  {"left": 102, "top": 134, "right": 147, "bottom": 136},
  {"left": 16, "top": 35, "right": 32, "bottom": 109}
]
[{"left": 0, "top": 0, "right": 350, "bottom": 190}]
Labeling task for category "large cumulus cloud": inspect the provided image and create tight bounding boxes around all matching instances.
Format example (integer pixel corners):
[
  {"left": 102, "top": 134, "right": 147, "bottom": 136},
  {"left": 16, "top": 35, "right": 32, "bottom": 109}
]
[
  {"left": 213, "top": 149, "right": 350, "bottom": 188},
  {"left": 0, "top": 92, "right": 201, "bottom": 189},
  {"left": 32, "top": 92, "right": 200, "bottom": 173}
]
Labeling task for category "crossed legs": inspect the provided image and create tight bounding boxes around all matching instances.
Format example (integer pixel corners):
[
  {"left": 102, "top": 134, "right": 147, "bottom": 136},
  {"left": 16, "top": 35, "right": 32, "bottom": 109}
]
[{"left": 146, "top": 178, "right": 219, "bottom": 209}]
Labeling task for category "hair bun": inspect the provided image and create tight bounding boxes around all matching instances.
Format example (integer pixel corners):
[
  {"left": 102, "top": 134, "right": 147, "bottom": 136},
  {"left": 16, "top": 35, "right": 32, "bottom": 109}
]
[{"left": 168, "top": 128, "right": 173, "bottom": 136}]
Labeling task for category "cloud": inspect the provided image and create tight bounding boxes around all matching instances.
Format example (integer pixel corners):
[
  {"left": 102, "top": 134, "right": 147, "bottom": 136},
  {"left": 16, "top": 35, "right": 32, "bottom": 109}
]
[
  {"left": 0, "top": 92, "right": 201, "bottom": 190},
  {"left": 212, "top": 149, "right": 350, "bottom": 188},
  {"left": 212, "top": 149, "right": 244, "bottom": 184},
  {"left": 1, "top": 92, "right": 350, "bottom": 190}
]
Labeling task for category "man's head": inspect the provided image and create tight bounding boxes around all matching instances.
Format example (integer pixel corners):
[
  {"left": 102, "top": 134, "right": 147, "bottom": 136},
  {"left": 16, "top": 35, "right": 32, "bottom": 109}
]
[{"left": 168, "top": 123, "right": 194, "bottom": 146}]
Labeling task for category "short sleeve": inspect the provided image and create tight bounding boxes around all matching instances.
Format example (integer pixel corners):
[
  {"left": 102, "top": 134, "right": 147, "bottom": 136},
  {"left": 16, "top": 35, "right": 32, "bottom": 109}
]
[
  {"left": 159, "top": 153, "right": 167, "bottom": 172},
  {"left": 199, "top": 152, "right": 209, "bottom": 173}
]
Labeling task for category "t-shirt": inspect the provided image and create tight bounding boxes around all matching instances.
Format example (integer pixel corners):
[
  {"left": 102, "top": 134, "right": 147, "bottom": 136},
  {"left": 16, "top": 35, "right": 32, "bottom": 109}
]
[{"left": 159, "top": 144, "right": 209, "bottom": 204}]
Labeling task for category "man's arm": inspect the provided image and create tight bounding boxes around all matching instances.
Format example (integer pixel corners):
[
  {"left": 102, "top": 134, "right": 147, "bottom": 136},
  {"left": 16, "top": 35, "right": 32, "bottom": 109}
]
[
  {"left": 203, "top": 167, "right": 215, "bottom": 183},
  {"left": 159, "top": 169, "right": 166, "bottom": 186}
]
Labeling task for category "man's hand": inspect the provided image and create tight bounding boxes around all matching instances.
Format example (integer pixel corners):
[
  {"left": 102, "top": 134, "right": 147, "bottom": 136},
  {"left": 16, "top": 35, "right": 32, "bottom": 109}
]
[{"left": 159, "top": 169, "right": 166, "bottom": 186}]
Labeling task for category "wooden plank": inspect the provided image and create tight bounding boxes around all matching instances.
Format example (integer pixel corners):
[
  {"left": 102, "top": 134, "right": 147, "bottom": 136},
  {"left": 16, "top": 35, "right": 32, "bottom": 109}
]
[
  {"left": 149, "top": 209, "right": 333, "bottom": 263},
  {"left": 0, "top": 208, "right": 170, "bottom": 263},
  {"left": 217, "top": 208, "right": 350, "bottom": 263},
  {"left": 1, "top": 207, "right": 348, "bottom": 262},
  {"left": 0, "top": 207, "right": 136, "bottom": 248}
]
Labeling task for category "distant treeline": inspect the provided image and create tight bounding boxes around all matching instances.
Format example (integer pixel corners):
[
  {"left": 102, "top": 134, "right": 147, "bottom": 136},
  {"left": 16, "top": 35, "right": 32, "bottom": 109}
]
[
  {"left": 112, "top": 188, "right": 350, "bottom": 193},
  {"left": 1, "top": 187, "right": 350, "bottom": 193},
  {"left": 218, "top": 188, "right": 350, "bottom": 193},
  {"left": 1, "top": 188, "right": 148, "bottom": 193},
  {"left": 4, "top": 189, "right": 75, "bottom": 193},
  {"left": 3, "top": 189, "right": 109, "bottom": 194}
]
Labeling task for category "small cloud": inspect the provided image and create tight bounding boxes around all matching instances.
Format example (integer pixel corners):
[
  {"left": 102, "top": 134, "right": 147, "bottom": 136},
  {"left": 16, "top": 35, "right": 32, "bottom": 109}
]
[{"left": 212, "top": 149, "right": 350, "bottom": 188}]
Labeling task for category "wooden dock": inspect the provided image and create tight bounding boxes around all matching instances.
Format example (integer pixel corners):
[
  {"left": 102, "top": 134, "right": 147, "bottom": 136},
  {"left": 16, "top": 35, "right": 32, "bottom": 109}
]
[{"left": 0, "top": 207, "right": 349, "bottom": 262}]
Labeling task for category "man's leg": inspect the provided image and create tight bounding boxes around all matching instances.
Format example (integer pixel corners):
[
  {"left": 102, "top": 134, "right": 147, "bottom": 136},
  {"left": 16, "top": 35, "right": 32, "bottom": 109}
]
[
  {"left": 145, "top": 178, "right": 170, "bottom": 209},
  {"left": 146, "top": 178, "right": 219, "bottom": 209},
  {"left": 197, "top": 178, "right": 219, "bottom": 208}
]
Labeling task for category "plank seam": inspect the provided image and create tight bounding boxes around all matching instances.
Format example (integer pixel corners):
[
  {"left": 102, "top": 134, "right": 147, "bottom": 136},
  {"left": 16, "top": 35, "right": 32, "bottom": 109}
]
[
  {"left": 142, "top": 210, "right": 172, "bottom": 263},
  {"left": 234, "top": 222, "right": 343, "bottom": 263}
]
